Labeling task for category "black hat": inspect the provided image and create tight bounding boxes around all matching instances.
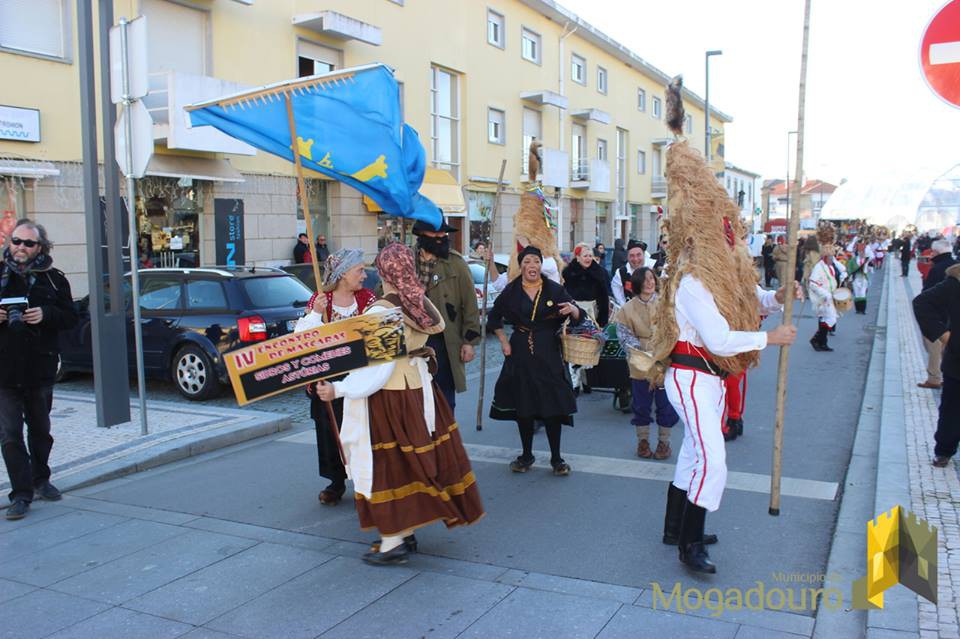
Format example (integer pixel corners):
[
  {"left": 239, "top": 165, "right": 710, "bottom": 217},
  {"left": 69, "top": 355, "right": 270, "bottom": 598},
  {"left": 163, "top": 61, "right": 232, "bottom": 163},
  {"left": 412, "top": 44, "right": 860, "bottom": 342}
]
[
  {"left": 412, "top": 215, "right": 458, "bottom": 235},
  {"left": 627, "top": 239, "right": 647, "bottom": 252}
]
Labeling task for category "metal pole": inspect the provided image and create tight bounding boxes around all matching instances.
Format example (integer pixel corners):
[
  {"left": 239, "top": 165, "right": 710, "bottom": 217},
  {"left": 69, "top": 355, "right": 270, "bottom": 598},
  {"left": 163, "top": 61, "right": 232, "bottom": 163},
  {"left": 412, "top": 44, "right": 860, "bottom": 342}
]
[
  {"left": 119, "top": 18, "right": 148, "bottom": 435},
  {"left": 770, "top": 0, "right": 813, "bottom": 517},
  {"left": 705, "top": 54, "right": 710, "bottom": 162}
]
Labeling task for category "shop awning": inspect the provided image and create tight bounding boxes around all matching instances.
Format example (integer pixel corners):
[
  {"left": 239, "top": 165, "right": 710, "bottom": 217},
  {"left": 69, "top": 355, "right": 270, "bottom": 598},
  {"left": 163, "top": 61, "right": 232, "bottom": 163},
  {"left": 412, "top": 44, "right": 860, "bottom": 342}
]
[
  {"left": 363, "top": 168, "right": 465, "bottom": 214},
  {"left": 145, "top": 155, "right": 245, "bottom": 183},
  {"left": 0, "top": 159, "right": 59, "bottom": 178}
]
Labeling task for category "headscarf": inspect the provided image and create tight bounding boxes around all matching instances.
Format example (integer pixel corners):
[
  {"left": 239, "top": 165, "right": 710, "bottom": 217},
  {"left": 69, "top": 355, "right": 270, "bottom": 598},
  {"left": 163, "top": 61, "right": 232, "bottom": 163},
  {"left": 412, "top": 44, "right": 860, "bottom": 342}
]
[
  {"left": 517, "top": 245, "right": 543, "bottom": 266},
  {"left": 375, "top": 242, "right": 437, "bottom": 330},
  {"left": 321, "top": 248, "right": 364, "bottom": 292}
]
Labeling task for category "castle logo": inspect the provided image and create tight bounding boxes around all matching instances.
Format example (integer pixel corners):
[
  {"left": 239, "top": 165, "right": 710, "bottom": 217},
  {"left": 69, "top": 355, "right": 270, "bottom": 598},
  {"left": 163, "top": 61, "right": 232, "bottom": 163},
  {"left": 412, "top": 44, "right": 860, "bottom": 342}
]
[{"left": 853, "top": 505, "right": 938, "bottom": 609}]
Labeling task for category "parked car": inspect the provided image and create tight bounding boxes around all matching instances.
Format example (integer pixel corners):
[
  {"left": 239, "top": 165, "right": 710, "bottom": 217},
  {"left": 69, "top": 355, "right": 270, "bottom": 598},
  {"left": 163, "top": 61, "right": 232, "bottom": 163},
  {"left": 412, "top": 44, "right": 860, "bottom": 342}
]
[
  {"left": 281, "top": 263, "right": 382, "bottom": 293},
  {"left": 59, "top": 267, "right": 312, "bottom": 400},
  {"left": 466, "top": 254, "right": 508, "bottom": 311}
]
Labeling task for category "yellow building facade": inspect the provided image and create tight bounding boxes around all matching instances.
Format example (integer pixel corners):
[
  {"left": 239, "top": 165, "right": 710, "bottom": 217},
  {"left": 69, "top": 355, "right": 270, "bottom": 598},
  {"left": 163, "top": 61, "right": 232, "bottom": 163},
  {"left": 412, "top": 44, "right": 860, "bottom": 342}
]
[{"left": 0, "top": 0, "right": 729, "bottom": 296}]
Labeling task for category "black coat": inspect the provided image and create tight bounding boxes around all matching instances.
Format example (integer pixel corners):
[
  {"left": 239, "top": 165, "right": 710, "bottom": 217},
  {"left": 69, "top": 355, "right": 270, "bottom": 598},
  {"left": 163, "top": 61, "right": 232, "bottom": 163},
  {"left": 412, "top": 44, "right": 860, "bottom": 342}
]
[
  {"left": 293, "top": 241, "right": 310, "bottom": 264},
  {"left": 562, "top": 260, "right": 610, "bottom": 326},
  {"left": 913, "top": 264, "right": 960, "bottom": 380},
  {"left": 0, "top": 257, "right": 77, "bottom": 388},
  {"left": 923, "top": 252, "right": 957, "bottom": 291},
  {"left": 900, "top": 238, "right": 913, "bottom": 261}
]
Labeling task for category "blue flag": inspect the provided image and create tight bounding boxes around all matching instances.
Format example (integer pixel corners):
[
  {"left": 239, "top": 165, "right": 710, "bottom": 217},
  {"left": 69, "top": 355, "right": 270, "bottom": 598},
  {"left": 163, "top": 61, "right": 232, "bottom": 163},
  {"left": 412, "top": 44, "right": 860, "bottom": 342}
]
[{"left": 187, "top": 63, "right": 441, "bottom": 229}]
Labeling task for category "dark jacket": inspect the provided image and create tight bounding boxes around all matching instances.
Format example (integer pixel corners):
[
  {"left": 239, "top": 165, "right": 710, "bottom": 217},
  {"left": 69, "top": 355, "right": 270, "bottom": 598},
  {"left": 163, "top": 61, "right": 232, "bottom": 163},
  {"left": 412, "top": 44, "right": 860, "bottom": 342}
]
[
  {"left": 562, "top": 260, "right": 610, "bottom": 326},
  {"left": 0, "top": 255, "right": 77, "bottom": 388},
  {"left": 900, "top": 238, "right": 913, "bottom": 261},
  {"left": 610, "top": 239, "right": 627, "bottom": 274},
  {"left": 293, "top": 241, "right": 310, "bottom": 264},
  {"left": 422, "top": 250, "right": 481, "bottom": 393},
  {"left": 923, "top": 252, "right": 957, "bottom": 290},
  {"left": 914, "top": 264, "right": 960, "bottom": 380},
  {"left": 315, "top": 243, "right": 331, "bottom": 263}
]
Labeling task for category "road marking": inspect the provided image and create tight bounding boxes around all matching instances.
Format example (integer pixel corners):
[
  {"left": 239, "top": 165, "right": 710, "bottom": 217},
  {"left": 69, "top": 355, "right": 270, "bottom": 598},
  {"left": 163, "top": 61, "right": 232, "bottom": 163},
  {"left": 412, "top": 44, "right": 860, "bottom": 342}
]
[
  {"left": 930, "top": 41, "right": 960, "bottom": 65},
  {"left": 276, "top": 433, "right": 837, "bottom": 501}
]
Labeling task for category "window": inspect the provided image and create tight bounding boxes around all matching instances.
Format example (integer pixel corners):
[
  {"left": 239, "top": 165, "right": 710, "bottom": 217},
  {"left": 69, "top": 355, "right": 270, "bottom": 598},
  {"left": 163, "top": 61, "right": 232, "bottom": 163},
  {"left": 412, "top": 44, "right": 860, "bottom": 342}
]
[
  {"left": 297, "top": 40, "right": 340, "bottom": 77},
  {"left": 571, "top": 54, "right": 586, "bottom": 85},
  {"left": 468, "top": 190, "right": 495, "bottom": 251},
  {"left": 139, "top": 277, "right": 182, "bottom": 311},
  {"left": 616, "top": 128, "right": 628, "bottom": 217},
  {"left": 571, "top": 123, "right": 586, "bottom": 179},
  {"left": 597, "top": 66, "right": 608, "bottom": 94},
  {"left": 685, "top": 114, "right": 693, "bottom": 134},
  {"left": 0, "top": 0, "right": 70, "bottom": 60},
  {"left": 186, "top": 280, "right": 227, "bottom": 310},
  {"left": 143, "top": 0, "right": 209, "bottom": 75},
  {"left": 637, "top": 150, "right": 646, "bottom": 175},
  {"left": 652, "top": 96, "right": 662, "bottom": 119},
  {"left": 522, "top": 107, "right": 542, "bottom": 175},
  {"left": 597, "top": 138, "right": 608, "bottom": 162},
  {"left": 487, "top": 9, "right": 504, "bottom": 48},
  {"left": 296, "top": 180, "right": 329, "bottom": 241},
  {"left": 637, "top": 88, "right": 646, "bottom": 112},
  {"left": 241, "top": 277, "right": 312, "bottom": 309},
  {"left": 431, "top": 66, "right": 461, "bottom": 180},
  {"left": 487, "top": 108, "right": 505, "bottom": 145},
  {"left": 521, "top": 27, "right": 541, "bottom": 64}
]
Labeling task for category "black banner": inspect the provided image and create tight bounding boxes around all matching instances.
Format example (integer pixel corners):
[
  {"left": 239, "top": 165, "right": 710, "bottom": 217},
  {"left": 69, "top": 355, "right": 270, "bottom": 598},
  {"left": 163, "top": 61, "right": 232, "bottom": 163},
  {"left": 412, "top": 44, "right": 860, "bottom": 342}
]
[
  {"left": 214, "top": 198, "right": 245, "bottom": 267},
  {"left": 236, "top": 338, "right": 369, "bottom": 401}
]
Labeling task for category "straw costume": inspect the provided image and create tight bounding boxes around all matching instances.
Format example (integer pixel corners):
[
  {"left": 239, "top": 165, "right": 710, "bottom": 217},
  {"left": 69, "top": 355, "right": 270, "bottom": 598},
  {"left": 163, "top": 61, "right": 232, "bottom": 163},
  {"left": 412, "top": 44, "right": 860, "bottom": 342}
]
[
  {"left": 649, "top": 77, "right": 784, "bottom": 574},
  {"left": 325, "top": 243, "right": 484, "bottom": 566},
  {"left": 295, "top": 249, "right": 377, "bottom": 506}
]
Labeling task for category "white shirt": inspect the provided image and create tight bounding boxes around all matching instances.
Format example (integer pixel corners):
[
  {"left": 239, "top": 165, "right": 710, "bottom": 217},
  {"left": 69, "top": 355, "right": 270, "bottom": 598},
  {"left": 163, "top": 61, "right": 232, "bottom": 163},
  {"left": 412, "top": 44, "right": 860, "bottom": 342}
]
[
  {"left": 491, "top": 256, "right": 561, "bottom": 292},
  {"left": 611, "top": 256, "right": 658, "bottom": 305},
  {"left": 674, "top": 275, "right": 782, "bottom": 357}
]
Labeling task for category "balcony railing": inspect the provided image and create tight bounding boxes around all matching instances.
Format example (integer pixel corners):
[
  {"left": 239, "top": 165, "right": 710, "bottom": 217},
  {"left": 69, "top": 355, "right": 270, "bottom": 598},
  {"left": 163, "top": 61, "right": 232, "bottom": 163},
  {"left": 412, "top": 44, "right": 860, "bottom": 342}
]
[
  {"left": 570, "top": 158, "right": 590, "bottom": 186},
  {"left": 652, "top": 175, "right": 667, "bottom": 196}
]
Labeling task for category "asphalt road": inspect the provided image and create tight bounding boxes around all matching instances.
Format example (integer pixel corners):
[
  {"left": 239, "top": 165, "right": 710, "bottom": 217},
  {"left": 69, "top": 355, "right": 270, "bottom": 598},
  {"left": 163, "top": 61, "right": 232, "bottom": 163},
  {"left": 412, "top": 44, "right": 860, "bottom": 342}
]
[{"left": 62, "top": 276, "right": 881, "bottom": 602}]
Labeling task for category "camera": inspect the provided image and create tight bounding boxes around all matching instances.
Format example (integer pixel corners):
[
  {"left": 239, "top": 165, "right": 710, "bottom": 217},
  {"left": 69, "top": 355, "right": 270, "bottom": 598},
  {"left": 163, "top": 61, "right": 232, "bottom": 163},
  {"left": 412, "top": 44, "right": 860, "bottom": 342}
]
[{"left": 0, "top": 297, "right": 29, "bottom": 328}]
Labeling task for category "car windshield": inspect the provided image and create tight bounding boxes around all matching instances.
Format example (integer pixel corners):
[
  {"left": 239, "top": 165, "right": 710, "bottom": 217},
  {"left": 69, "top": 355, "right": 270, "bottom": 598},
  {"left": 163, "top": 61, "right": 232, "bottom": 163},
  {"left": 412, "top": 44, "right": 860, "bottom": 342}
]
[
  {"left": 468, "top": 263, "right": 486, "bottom": 285},
  {"left": 240, "top": 276, "right": 312, "bottom": 309}
]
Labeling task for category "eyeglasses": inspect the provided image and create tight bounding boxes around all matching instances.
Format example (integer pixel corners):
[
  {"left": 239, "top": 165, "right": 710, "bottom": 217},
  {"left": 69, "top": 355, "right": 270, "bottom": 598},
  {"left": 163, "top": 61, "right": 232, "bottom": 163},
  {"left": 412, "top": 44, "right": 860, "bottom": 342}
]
[{"left": 10, "top": 238, "right": 39, "bottom": 248}]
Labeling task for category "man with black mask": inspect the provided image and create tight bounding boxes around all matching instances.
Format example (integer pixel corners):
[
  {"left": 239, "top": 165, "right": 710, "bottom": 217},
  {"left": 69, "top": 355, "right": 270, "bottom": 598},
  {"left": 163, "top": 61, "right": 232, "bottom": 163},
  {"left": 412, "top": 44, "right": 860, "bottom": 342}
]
[
  {"left": 412, "top": 217, "right": 481, "bottom": 412},
  {"left": 0, "top": 220, "right": 77, "bottom": 520}
]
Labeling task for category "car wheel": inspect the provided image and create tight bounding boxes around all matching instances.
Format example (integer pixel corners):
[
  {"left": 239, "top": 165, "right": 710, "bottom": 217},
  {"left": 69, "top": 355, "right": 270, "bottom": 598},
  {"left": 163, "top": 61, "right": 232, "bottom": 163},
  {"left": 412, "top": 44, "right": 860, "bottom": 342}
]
[{"left": 173, "top": 344, "right": 221, "bottom": 401}]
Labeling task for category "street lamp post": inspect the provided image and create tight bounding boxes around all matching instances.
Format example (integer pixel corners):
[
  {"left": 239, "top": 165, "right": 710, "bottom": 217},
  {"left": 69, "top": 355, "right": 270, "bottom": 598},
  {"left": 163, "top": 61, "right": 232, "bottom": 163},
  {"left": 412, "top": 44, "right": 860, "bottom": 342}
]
[
  {"left": 786, "top": 130, "right": 798, "bottom": 221},
  {"left": 705, "top": 50, "right": 722, "bottom": 163}
]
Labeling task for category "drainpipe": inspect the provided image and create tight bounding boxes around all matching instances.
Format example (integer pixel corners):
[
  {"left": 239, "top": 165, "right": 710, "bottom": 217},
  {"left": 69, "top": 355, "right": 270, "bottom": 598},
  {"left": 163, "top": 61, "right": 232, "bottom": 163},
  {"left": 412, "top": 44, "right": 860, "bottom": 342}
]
[{"left": 558, "top": 21, "right": 577, "bottom": 250}]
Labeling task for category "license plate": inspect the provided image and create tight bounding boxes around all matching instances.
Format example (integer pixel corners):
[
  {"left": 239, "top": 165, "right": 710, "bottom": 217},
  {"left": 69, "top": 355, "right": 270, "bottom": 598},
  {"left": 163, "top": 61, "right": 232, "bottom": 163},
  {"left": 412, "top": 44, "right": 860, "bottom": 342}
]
[{"left": 286, "top": 320, "right": 298, "bottom": 332}]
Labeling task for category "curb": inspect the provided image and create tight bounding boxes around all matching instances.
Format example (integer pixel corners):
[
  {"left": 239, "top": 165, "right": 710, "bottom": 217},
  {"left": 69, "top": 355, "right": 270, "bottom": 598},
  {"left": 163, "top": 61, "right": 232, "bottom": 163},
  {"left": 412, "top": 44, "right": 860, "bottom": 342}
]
[{"left": 42, "top": 403, "right": 291, "bottom": 494}]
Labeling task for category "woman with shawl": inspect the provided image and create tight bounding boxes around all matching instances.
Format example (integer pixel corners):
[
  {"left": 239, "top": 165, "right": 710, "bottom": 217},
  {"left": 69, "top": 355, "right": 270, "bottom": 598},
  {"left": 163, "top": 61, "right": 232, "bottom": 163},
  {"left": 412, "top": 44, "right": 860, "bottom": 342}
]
[
  {"left": 295, "top": 249, "right": 377, "bottom": 506},
  {"left": 487, "top": 246, "right": 583, "bottom": 476},
  {"left": 316, "top": 243, "right": 483, "bottom": 565}
]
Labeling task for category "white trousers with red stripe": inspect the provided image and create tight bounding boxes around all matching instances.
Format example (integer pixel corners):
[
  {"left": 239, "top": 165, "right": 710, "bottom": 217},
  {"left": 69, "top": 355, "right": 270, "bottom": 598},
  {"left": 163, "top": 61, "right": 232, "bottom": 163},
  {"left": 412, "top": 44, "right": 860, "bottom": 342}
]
[{"left": 665, "top": 366, "right": 727, "bottom": 513}]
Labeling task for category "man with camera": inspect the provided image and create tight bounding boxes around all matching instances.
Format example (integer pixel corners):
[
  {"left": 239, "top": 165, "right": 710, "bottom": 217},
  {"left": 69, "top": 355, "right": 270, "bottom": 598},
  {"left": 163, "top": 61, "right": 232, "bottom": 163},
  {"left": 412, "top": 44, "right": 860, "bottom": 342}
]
[{"left": 0, "top": 220, "right": 77, "bottom": 520}]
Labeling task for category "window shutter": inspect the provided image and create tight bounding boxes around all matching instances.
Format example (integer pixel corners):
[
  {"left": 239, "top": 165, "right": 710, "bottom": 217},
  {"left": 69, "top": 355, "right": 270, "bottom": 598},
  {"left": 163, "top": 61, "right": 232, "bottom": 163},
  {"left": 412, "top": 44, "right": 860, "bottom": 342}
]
[
  {"left": 142, "top": 0, "right": 207, "bottom": 75},
  {"left": 0, "top": 0, "right": 65, "bottom": 58}
]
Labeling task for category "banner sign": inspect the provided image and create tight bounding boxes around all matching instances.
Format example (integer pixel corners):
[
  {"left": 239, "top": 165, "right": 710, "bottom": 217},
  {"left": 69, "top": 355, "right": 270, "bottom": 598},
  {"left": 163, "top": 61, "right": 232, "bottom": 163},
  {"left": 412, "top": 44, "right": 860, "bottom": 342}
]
[
  {"left": 225, "top": 308, "right": 407, "bottom": 405},
  {"left": 214, "top": 198, "right": 245, "bottom": 267}
]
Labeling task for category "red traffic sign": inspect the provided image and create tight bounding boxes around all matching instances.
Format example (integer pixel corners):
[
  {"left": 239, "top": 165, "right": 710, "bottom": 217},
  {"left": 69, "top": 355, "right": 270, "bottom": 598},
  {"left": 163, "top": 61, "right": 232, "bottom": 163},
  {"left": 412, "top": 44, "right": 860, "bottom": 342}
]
[{"left": 921, "top": 0, "right": 960, "bottom": 108}]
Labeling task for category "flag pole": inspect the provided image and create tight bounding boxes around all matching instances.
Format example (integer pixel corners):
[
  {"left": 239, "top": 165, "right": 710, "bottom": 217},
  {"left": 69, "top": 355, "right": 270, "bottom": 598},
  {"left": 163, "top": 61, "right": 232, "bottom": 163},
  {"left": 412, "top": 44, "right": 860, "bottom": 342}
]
[
  {"left": 285, "top": 95, "right": 323, "bottom": 294},
  {"left": 475, "top": 160, "right": 508, "bottom": 431},
  {"left": 769, "top": 0, "right": 812, "bottom": 516}
]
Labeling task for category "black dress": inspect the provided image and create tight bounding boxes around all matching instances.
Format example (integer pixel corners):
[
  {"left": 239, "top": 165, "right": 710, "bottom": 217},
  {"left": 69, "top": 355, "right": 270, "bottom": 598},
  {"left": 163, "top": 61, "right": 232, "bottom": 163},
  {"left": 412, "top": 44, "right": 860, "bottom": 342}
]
[
  {"left": 561, "top": 261, "right": 610, "bottom": 327},
  {"left": 487, "top": 276, "right": 583, "bottom": 425}
]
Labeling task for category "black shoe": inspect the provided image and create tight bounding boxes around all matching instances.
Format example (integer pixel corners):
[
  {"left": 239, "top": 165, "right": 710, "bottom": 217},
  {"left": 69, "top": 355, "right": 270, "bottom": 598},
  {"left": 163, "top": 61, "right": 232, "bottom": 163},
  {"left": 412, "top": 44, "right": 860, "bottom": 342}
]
[
  {"left": 362, "top": 544, "right": 409, "bottom": 566},
  {"left": 34, "top": 481, "right": 62, "bottom": 502},
  {"left": 734, "top": 419, "right": 743, "bottom": 437},
  {"left": 510, "top": 456, "right": 535, "bottom": 473},
  {"left": 680, "top": 541, "right": 717, "bottom": 574},
  {"left": 369, "top": 534, "right": 418, "bottom": 554},
  {"left": 810, "top": 337, "right": 825, "bottom": 352},
  {"left": 821, "top": 343, "right": 834, "bottom": 352},
  {"left": 551, "top": 460, "right": 571, "bottom": 476},
  {"left": 933, "top": 456, "right": 952, "bottom": 468},
  {"left": 5, "top": 500, "right": 29, "bottom": 521}
]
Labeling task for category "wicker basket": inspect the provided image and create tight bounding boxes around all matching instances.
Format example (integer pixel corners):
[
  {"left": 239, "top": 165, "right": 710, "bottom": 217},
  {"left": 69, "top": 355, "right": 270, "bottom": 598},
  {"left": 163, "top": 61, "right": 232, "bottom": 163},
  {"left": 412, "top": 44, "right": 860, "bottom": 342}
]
[{"left": 561, "top": 324, "right": 602, "bottom": 367}]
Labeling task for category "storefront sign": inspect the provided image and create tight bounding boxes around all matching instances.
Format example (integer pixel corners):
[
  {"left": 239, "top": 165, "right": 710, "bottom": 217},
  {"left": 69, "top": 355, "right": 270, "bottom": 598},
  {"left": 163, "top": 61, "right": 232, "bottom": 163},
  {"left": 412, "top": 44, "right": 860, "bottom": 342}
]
[
  {"left": 225, "top": 308, "right": 408, "bottom": 405},
  {"left": 0, "top": 105, "right": 40, "bottom": 143},
  {"left": 214, "top": 198, "right": 245, "bottom": 267}
]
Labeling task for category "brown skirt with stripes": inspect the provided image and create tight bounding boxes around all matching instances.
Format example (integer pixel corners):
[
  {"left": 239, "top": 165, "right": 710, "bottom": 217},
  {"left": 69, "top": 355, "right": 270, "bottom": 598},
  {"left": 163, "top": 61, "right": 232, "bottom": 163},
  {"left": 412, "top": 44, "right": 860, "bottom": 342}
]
[{"left": 355, "top": 384, "right": 485, "bottom": 536}]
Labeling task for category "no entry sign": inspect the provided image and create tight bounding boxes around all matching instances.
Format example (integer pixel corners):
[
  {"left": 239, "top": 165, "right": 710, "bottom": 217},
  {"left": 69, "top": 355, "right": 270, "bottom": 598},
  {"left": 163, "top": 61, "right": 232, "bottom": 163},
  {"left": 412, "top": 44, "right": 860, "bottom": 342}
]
[{"left": 921, "top": 0, "right": 960, "bottom": 108}]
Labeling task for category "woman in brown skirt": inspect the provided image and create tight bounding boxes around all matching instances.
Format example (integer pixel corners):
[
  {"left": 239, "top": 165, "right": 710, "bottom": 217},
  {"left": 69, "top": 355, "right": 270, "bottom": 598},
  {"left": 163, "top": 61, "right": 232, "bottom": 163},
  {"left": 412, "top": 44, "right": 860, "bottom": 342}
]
[{"left": 317, "top": 242, "right": 484, "bottom": 565}]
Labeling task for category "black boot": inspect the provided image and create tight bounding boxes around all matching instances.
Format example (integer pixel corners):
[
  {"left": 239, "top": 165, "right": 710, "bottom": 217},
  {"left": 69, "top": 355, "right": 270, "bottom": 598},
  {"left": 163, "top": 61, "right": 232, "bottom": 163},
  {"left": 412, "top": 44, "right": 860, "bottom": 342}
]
[
  {"left": 662, "top": 484, "right": 718, "bottom": 545},
  {"left": 678, "top": 501, "right": 717, "bottom": 574},
  {"left": 820, "top": 323, "right": 834, "bottom": 351}
]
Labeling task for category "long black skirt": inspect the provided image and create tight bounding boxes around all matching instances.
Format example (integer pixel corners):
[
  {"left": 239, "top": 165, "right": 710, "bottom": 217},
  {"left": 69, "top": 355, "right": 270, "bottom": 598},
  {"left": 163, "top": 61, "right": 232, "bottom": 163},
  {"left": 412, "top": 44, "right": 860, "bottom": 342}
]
[
  {"left": 489, "top": 327, "right": 577, "bottom": 425},
  {"left": 310, "top": 391, "right": 346, "bottom": 484}
]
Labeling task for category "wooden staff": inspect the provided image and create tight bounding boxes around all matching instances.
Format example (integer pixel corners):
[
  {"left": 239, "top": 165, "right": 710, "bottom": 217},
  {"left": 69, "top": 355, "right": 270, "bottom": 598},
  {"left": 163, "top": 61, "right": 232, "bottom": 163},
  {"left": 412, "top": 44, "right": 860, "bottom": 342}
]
[
  {"left": 286, "top": 95, "right": 343, "bottom": 449},
  {"left": 475, "top": 160, "right": 508, "bottom": 431},
  {"left": 769, "top": 0, "right": 812, "bottom": 516}
]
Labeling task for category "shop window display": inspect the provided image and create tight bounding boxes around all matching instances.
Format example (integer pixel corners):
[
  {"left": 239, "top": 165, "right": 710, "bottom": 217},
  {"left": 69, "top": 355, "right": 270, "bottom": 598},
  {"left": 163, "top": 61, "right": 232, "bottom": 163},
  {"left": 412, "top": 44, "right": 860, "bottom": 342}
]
[
  {"left": 468, "top": 191, "right": 494, "bottom": 256},
  {"left": 138, "top": 177, "right": 206, "bottom": 268},
  {"left": 377, "top": 214, "right": 413, "bottom": 250},
  {"left": 1, "top": 176, "right": 26, "bottom": 246},
  {"left": 296, "top": 179, "right": 329, "bottom": 246}
]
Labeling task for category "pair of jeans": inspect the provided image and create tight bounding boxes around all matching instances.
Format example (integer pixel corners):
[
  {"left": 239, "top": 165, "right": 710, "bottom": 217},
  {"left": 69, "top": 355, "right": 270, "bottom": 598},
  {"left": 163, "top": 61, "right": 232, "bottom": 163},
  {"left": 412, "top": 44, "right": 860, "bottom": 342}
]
[
  {"left": 0, "top": 386, "right": 54, "bottom": 503},
  {"left": 631, "top": 379, "right": 679, "bottom": 427},
  {"left": 934, "top": 375, "right": 960, "bottom": 458},
  {"left": 426, "top": 333, "right": 457, "bottom": 412}
]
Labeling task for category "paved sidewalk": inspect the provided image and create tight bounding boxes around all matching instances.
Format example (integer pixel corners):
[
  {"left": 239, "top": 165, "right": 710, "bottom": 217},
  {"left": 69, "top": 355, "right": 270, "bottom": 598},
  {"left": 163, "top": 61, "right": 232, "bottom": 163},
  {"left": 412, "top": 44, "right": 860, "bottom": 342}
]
[
  {"left": 0, "top": 392, "right": 290, "bottom": 494},
  {"left": 898, "top": 267, "right": 960, "bottom": 638}
]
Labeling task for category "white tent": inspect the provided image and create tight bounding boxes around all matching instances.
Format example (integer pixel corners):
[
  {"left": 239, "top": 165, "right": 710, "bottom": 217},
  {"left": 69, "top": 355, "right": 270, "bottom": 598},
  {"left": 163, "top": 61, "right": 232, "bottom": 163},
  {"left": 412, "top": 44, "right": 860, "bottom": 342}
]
[{"left": 820, "top": 164, "right": 960, "bottom": 234}]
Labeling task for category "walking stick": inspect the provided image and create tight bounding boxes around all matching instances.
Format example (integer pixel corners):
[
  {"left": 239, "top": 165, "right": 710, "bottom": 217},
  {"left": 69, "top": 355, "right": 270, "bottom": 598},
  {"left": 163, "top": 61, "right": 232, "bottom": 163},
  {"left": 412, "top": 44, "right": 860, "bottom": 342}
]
[
  {"left": 475, "top": 160, "right": 508, "bottom": 431},
  {"left": 770, "top": 0, "right": 812, "bottom": 516}
]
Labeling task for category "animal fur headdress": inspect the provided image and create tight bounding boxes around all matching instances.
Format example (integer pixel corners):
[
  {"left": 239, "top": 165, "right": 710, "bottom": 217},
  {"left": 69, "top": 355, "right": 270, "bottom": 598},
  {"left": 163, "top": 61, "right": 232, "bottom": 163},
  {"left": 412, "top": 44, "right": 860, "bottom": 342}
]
[
  {"left": 816, "top": 221, "right": 836, "bottom": 246},
  {"left": 648, "top": 76, "right": 761, "bottom": 380},
  {"left": 507, "top": 189, "right": 565, "bottom": 280}
]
